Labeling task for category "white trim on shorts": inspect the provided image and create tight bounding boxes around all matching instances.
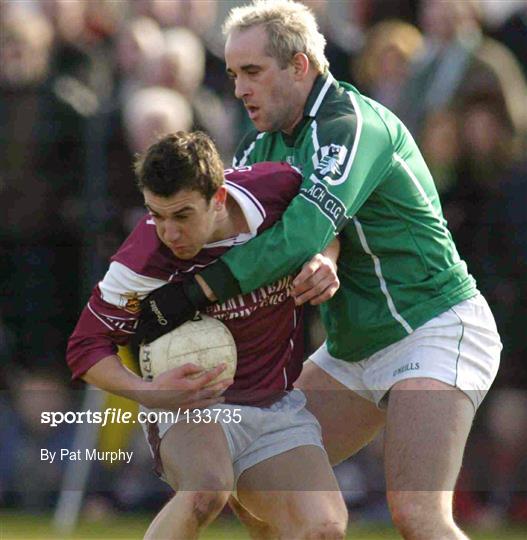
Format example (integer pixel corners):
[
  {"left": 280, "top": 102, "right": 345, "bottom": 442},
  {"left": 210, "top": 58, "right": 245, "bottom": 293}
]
[{"left": 309, "top": 294, "right": 502, "bottom": 411}]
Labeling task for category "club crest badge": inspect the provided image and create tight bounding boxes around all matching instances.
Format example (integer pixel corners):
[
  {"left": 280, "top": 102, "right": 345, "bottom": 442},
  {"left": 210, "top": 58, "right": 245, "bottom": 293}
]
[
  {"left": 120, "top": 292, "right": 141, "bottom": 314},
  {"left": 315, "top": 144, "right": 348, "bottom": 183}
]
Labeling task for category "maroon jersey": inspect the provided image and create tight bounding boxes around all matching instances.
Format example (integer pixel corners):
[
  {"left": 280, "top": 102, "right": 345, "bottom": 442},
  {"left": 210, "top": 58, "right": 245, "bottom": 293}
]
[{"left": 67, "top": 162, "right": 304, "bottom": 404}]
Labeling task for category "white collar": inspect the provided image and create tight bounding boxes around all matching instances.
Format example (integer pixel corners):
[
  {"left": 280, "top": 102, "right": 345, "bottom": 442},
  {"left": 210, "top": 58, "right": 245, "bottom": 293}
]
[{"left": 203, "top": 180, "right": 265, "bottom": 248}]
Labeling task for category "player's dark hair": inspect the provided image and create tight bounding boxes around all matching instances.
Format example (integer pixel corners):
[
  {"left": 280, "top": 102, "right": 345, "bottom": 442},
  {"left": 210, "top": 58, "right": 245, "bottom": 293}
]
[{"left": 134, "top": 131, "right": 224, "bottom": 201}]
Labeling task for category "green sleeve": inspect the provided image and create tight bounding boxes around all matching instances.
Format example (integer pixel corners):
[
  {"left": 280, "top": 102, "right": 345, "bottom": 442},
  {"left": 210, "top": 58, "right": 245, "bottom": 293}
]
[
  {"left": 203, "top": 193, "right": 337, "bottom": 302},
  {"left": 207, "top": 104, "right": 393, "bottom": 302}
]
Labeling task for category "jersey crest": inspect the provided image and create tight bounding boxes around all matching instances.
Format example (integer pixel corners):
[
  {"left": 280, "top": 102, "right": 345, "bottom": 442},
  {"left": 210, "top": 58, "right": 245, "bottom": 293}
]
[
  {"left": 315, "top": 144, "right": 348, "bottom": 180},
  {"left": 120, "top": 292, "right": 141, "bottom": 314}
]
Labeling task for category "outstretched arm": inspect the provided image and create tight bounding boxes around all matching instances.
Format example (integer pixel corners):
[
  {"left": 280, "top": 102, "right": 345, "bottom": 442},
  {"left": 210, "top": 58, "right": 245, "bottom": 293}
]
[
  {"left": 200, "top": 109, "right": 392, "bottom": 303},
  {"left": 194, "top": 237, "right": 341, "bottom": 306}
]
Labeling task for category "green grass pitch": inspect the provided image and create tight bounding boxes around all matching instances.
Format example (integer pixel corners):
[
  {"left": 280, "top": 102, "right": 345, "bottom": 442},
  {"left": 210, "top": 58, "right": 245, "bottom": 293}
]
[{"left": 1, "top": 512, "right": 527, "bottom": 539}]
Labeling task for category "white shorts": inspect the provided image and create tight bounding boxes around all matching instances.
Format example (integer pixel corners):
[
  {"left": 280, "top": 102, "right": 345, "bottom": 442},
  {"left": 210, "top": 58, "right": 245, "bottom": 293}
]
[
  {"left": 143, "top": 389, "right": 324, "bottom": 484},
  {"left": 309, "top": 295, "right": 502, "bottom": 411}
]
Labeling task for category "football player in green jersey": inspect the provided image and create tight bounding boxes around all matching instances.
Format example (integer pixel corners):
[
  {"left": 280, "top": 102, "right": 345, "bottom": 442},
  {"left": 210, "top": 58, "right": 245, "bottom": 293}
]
[{"left": 138, "top": 1, "right": 502, "bottom": 538}]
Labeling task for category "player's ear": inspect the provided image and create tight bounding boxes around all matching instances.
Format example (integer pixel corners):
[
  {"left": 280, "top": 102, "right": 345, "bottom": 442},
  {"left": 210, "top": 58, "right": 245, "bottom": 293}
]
[
  {"left": 213, "top": 186, "right": 228, "bottom": 210},
  {"left": 291, "top": 52, "right": 309, "bottom": 80}
]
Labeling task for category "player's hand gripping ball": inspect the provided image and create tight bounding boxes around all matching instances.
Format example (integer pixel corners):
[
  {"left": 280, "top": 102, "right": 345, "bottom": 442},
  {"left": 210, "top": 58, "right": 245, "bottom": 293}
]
[{"left": 139, "top": 314, "right": 237, "bottom": 386}]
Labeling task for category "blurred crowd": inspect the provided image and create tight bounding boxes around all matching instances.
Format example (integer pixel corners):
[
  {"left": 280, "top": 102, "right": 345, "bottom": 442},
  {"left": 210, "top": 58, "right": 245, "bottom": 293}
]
[{"left": 0, "top": 0, "right": 526, "bottom": 530}]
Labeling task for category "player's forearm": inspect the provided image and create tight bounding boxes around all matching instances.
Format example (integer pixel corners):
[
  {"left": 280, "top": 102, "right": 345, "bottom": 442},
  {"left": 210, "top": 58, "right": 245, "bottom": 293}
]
[
  {"left": 82, "top": 354, "right": 148, "bottom": 404},
  {"left": 200, "top": 204, "right": 334, "bottom": 303},
  {"left": 196, "top": 239, "right": 340, "bottom": 307},
  {"left": 322, "top": 237, "right": 341, "bottom": 266}
]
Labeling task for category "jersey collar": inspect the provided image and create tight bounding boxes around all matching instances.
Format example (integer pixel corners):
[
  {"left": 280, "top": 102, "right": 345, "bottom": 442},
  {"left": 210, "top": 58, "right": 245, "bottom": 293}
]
[
  {"left": 203, "top": 181, "right": 264, "bottom": 248},
  {"left": 304, "top": 71, "right": 337, "bottom": 118},
  {"left": 282, "top": 71, "right": 337, "bottom": 145}
]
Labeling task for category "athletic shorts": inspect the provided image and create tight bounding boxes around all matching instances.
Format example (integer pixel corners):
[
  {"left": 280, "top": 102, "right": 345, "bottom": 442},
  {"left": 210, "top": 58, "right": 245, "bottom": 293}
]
[
  {"left": 142, "top": 389, "right": 324, "bottom": 484},
  {"left": 309, "top": 294, "right": 501, "bottom": 411}
]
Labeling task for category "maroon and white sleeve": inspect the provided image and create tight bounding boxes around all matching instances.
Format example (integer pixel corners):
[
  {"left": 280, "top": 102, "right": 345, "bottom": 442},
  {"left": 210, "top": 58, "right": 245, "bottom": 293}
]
[{"left": 66, "top": 261, "right": 167, "bottom": 379}]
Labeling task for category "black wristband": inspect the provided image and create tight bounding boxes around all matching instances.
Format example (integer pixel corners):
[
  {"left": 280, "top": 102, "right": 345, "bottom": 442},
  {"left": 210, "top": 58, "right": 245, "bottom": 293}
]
[
  {"left": 199, "top": 260, "right": 242, "bottom": 303},
  {"left": 182, "top": 278, "right": 213, "bottom": 310}
]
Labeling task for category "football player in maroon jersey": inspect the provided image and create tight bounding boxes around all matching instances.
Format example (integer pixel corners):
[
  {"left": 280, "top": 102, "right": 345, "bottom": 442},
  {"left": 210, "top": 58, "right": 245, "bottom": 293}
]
[{"left": 67, "top": 131, "right": 345, "bottom": 539}]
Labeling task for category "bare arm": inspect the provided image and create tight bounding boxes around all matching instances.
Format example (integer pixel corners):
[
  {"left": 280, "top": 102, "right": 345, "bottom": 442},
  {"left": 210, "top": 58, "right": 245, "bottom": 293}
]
[{"left": 82, "top": 354, "right": 232, "bottom": 411}]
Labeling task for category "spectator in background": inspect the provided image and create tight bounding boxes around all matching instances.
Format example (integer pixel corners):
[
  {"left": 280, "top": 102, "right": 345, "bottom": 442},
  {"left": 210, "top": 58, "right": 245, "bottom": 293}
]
[
  {"left": 147, "top": 27, "right": 236, "bottom": 160},
  {"left": 354, "top": 19, "right": 423, "bottom": 109},
  {"left": 107, "top": 12, "right": 235, "bottom": 242},
  {"left": 300, "top": 0, "right": 363, "bottom": 85},
  {"left": 104, "top": 16, "right": 166, "bottom": 236},
  {"left": 123, "top": 87, "right": 193, "bottom": 155},
  {"left": 420, "top": 110, "right": 460, "bottom": 199},
  {"left": 305, "top": 0, "right": 420, "bottom": 88},
  {"left": 114, "top": 16, "right": 164, "bottom": 104},
  {"left": 430, "top": 94, "right": 527, "bottom": 393},
  {"left": 0, "top": 4, "right": 82, "bottom": 370},
  {"left": 0, "top": 312, "right": 12, "bottom": 388},
  {"left": 0, "top": 4, "right": 54, "bottom": 89},
  {"left": 152, "top": 27, "right": 205, "bottom": 97},
  {"left": 491, "top": 4, "right": 527, "bottom": 78},
  {"left": 0, "top": 392, "right": 17, "bottom": 506},
  {"left": 500, "top": 152, "right": 527, "bottom": 293},
  {"left": 131, "top": 0, "right": 229, "bottom": 97},
  {"left": 133, "top": 0, "right": 217, "bottom": 35},
  {"left": 83, "top": 0, "right": 128, "bottom": 49},
  {"left": 117, "top": 86, "right": 193, "bottom": 232},
  {"left": 396, "top": 0, "right": 527, "bottom": 141},
  {"left": 6, "top": 371, "right": 74, "bottom": 510},
  {"left": 460, "top": 390, "right": 527, "bottom": 525},
  {"left": 40, "top": 0, "right": 114, "bottom": 106}
]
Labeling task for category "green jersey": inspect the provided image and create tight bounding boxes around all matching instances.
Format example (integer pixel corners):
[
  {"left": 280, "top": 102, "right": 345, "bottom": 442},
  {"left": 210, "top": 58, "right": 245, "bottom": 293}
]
[{"left": 202, "top": 72, "right": 478, "bottom": 362}]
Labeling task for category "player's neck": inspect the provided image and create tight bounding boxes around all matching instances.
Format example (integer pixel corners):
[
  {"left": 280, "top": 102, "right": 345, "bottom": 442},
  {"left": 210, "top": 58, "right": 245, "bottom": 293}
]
[
  {"left": 212, "top": 196, "right": 249, "bottom": 241},
  {"left": 282, "top": 70, "right": 318, "bottom": 135},
  {"left": 282, "top": 107, "right": 305, "bottom": 135}
]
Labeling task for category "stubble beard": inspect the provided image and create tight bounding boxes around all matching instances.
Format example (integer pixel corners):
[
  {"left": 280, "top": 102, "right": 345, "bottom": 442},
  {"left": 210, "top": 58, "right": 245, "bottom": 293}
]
[{"left": 266, "top": 103, "right": 299, "bottom": 133}]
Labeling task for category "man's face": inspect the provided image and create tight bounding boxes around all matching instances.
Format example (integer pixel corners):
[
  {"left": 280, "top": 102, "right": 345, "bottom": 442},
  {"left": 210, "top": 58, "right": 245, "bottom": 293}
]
[
  {"left": 143, "top": 188, "right": 219, "bottom": 260},
  {"left": 225, "top": 25, "right": 300, "bottom": 133}
]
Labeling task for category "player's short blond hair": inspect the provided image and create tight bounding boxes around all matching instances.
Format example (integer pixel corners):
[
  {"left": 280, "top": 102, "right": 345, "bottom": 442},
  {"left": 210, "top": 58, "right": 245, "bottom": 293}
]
[{"left": 222, "top": 0, "right": 329, "bottom": 74}]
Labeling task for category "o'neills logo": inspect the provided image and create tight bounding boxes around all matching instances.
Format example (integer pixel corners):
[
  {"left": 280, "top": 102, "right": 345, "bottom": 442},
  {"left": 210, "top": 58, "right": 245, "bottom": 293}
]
[{"left": 149, "top": 300, "right": 168, "bottom": 326}]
